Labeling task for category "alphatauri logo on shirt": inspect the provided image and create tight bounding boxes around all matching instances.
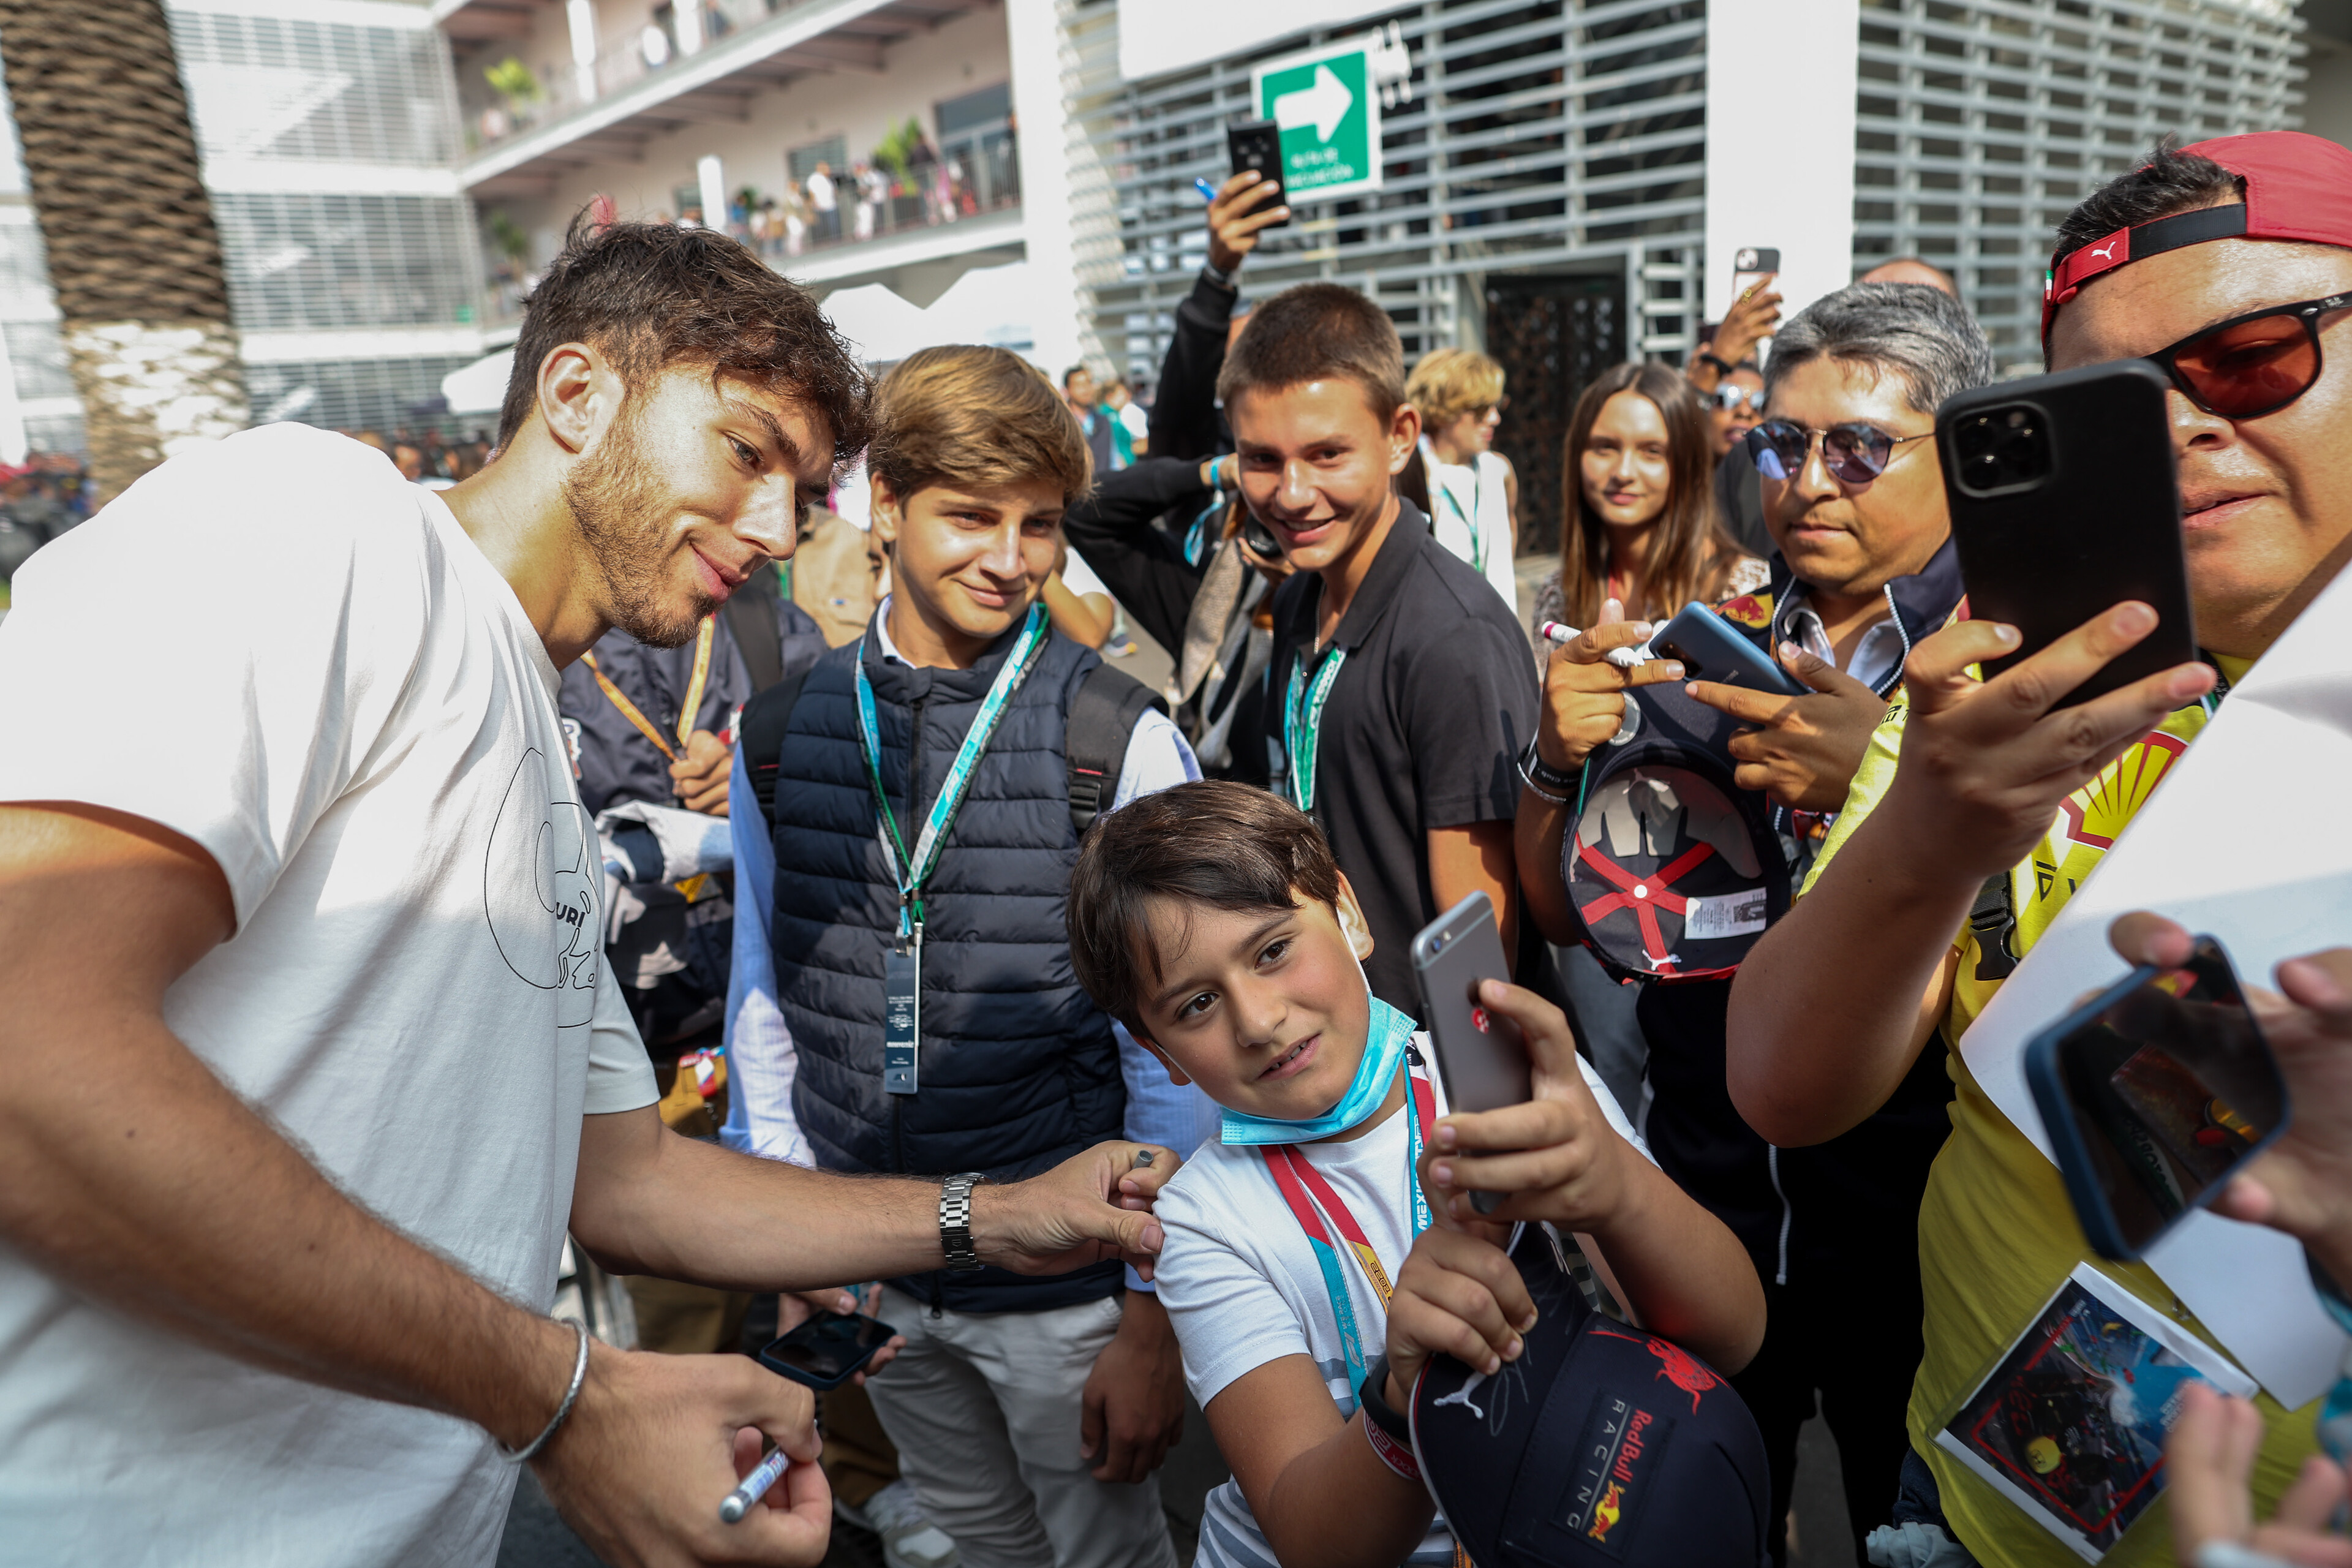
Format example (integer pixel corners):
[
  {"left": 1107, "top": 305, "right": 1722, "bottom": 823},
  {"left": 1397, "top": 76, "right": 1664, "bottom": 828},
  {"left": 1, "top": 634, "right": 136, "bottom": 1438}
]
[{"left": 483, "top": 747, "right": 601, "bottom": 1026}]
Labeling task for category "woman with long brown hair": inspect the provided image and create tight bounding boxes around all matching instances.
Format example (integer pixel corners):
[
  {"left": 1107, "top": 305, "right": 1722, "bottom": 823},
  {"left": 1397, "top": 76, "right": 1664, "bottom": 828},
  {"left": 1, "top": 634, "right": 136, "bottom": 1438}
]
[{"left": 1533, "top": 361, "right": 1765, "bottom": 631}]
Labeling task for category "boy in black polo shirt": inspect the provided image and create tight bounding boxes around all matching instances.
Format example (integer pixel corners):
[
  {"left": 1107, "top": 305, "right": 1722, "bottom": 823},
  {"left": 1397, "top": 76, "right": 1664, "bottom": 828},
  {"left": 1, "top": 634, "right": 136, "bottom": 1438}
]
[{"left": 1222, "top": 283, "right": 1540, "bottom": 1011}]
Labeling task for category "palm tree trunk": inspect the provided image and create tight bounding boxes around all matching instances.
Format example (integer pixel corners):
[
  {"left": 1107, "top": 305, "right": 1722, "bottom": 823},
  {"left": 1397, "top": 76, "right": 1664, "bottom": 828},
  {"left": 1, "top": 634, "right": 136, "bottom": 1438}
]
[{"left": 0, "top": 0, "right": 246, "bottom": 507}]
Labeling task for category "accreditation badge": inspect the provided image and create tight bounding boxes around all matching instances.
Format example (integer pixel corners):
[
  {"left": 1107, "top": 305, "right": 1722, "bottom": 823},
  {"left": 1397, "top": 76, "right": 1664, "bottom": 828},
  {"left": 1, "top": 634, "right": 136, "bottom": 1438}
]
[{"left": 883, "top": 931, "right": 920, "bottom": 1095}]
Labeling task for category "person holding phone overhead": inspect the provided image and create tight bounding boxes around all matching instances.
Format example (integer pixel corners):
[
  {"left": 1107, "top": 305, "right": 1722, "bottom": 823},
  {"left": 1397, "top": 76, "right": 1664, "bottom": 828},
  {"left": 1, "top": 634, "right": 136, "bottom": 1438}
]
[
  {"left": 1518, "top": 281, "right": 1988, "bottom": 1568},
  {"left": 1726, "top": 132, "right": 2352, "bottom": 1568},
  {"left": 1063, "top": 779, "right": 1762, "bottom": 1568}
]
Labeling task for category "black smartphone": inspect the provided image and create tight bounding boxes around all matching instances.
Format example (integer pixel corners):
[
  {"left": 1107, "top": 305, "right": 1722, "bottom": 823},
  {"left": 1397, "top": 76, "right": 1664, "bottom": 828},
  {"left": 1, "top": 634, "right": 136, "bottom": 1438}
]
[
  {"left": 1412, "top": 892, "right": 1529, "bottom": 1215},
  {"left": 1240, "top": 510, "right": 1281, "bottom": 559},
  {"left": 1649, "top": 600, "right": 1806, "bottom": 698},
  {"left": 758, "top": 1309, "right": 897, "bottom": 1391},
  {"left": 1226, "top": 119, "right": 1289, "bottom": 229},
  {"left": 1937, "top": 361, "right": 2198, "bottom": 709},
  {"left": 2022, "top": 935, "right": 2288, "bottom": 1262}
]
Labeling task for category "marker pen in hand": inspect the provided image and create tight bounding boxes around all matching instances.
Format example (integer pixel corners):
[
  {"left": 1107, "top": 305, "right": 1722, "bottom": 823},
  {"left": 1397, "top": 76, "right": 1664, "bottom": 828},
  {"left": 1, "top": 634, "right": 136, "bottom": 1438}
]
[
  {"left": 720, "top": 1446, "right": 790, "bottom": 1525},
  {"left": 1539, "top": 621, "right": 1651, "bottom": 671},
  {"left": 1194, "top": 176, "right": 1218, "bottom": 203}
]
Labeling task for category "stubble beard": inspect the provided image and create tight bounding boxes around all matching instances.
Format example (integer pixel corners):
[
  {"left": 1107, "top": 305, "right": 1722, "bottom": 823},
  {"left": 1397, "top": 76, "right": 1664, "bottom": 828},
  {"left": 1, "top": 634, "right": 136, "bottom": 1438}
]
[{"left": 563, "top": 409, "right": 714, "bottom": 649}]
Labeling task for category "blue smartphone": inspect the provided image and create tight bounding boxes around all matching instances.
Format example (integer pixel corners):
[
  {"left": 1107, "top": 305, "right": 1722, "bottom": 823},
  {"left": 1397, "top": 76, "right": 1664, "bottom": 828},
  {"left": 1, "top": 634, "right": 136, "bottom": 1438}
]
[
  {"left": 2022, "top": 935, "right": 2288, "bottom": 1262},
  {"left": 758, "top": 1309, "right": 897, "bottom": 1391},
  {"left": 1648, "top": 600, "right": 1806, "bottom": 699}
]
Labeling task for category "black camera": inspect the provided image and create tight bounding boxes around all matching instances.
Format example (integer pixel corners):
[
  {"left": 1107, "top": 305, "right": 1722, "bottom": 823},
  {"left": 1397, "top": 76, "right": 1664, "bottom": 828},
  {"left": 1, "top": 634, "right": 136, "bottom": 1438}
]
[{"left": 1950, "top": 404, "right": 2054, "bottom": 497}]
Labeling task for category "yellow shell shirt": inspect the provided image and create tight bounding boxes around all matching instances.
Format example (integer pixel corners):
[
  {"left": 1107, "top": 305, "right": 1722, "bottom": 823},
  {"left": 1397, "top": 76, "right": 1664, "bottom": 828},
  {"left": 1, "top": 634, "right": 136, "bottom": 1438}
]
[{"left": 1804, "top": 659, "right": 2321, "bottom": 1568}]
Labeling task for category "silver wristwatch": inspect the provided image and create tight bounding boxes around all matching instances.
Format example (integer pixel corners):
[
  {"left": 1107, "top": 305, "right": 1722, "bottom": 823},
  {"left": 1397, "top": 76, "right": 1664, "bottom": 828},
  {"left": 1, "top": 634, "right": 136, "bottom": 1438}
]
[{"left": 939, "top": 1172, "right": 986, "bottom": 1272}]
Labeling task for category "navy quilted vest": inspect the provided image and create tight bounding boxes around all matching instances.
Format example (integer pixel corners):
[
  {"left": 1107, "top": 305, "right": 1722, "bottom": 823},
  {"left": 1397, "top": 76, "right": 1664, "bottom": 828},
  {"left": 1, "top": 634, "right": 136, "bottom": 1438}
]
[{"left": 768, "top": 617, "right": 1125, "bottom": 1313}]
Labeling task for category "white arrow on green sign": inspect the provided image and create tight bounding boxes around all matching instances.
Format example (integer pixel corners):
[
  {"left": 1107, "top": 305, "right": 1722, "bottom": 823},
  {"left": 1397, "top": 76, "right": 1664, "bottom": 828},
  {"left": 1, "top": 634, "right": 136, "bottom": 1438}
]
[{"left": 1250, "top": 40, "right": 1381, "bottom": 203}]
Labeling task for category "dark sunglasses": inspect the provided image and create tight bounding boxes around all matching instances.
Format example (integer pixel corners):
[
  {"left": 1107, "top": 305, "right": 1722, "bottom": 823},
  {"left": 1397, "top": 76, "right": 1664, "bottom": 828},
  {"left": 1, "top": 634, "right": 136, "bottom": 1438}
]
[
  {"left": 2144, "top": 292, "right": 2352, "bottom": 420},
  {"left": 1746, "top": 418, "right": 1934, "bottom": 485}
]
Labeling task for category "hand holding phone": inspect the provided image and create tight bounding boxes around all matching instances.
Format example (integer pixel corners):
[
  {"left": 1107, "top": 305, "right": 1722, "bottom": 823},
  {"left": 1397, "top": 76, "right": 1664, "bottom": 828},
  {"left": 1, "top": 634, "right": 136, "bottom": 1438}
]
[
  {"left": 1413, "top": 893, "right": 1528, "bottom": 1215},
  {"left": 2024, "top": 933, "right": 2289, "bottom": 1261},
  {"left": 1937, "top": 361, "right": 2198, "bottom": 710},
  {"left": 758, "top": 1309, "right": 899, "bottom": 1391},
  {"left": 1226, "top": 121, "right": 1289, "bottom": 230},
  {"left": 1415, "top": 971, "right": 1646, "bottom": 1235},
  {"left": 1713, "top": 247, "right": 1782, "bottom": 366},
  {"left": 1649, "top": 600, "right": 1807, "bottom": 699}
]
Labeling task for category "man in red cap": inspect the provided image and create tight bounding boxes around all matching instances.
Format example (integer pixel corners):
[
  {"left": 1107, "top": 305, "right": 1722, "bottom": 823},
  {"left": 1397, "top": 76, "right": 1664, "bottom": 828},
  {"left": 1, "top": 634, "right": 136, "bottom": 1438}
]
[{"left": 1725, "top": 131, "right": 2352, "bottom": 1567}]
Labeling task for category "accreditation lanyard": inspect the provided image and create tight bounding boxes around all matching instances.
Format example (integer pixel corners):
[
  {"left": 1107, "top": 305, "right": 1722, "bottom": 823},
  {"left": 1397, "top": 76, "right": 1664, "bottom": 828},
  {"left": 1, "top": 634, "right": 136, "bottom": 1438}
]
[
  {"left": 1283, "top": 644, "right": 1346, "bottom": 815},
  {"left": 1262, "top": 1063, "right": 1435, "bottom": 1409},
  {"left": 581, "top": 615, "right": 715, "bottom": 764},
  {"left": 1425, "top": 449, "right": 1488, "bottom": 576},
  {"left": 854, "top": 602, "right": 1050, "bottom": 1095}
]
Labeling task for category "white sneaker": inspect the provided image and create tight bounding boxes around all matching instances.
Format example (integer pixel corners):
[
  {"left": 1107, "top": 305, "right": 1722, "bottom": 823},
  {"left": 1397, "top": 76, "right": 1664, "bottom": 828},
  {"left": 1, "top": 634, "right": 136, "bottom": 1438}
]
[{"left": 847, "top": 1480, "right": 959, "bottom": 1568}]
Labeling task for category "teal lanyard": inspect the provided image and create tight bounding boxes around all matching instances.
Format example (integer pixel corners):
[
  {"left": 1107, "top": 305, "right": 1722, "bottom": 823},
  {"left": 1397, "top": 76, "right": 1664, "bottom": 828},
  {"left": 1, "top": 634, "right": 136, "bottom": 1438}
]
[
  {"left": 1426, "top": 447, "right": 1488, "bottom": 575},
  {"left": 1262, "top": 1058, "right": 1434, "bottom": 1409},
  {"left": 1283, "top": 644, "right": 1346, "bottom": 814},
  {"left": 1436, "top": 477, "right": 1487, "bottom": 575},
  {"left": 853, "top": 602, "right": 1050, "bottom": 937}
]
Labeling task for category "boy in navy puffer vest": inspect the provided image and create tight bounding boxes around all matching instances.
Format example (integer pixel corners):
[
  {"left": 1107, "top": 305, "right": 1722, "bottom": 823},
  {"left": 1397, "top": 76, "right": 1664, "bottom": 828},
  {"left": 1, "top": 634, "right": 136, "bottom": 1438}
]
[{"left": 727, "top": 347, "right": 1207, "bottom": 1568}]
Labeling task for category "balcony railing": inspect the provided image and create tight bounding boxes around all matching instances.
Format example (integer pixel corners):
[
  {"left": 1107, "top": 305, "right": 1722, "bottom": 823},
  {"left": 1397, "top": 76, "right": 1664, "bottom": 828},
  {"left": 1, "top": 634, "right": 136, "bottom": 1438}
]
[
  {"left": 476, "top": 126, "right": 1018, "bottom": 324},
  {"left": 462, "top": 0, "right": 798, "bottom": 157},
  {"left": 747, "top": 129, "right": 1018, "bottom": 262}
]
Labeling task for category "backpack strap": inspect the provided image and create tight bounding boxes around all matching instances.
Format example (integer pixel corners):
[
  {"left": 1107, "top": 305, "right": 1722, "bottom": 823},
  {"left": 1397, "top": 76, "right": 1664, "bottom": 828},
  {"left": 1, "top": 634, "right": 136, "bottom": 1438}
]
[
  {"left": 1969, "top": 872, "right": 2019, "bottom": 981},
  {"left": 1066, "top": 663, "right": 1169, "bottom": 835},
  {"left": 739, "top": 669, "right": 810, "bottom": 837}
]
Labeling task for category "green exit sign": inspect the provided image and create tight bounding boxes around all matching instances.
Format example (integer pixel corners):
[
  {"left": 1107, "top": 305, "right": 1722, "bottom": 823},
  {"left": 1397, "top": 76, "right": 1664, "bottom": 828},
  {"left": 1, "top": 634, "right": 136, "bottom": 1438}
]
[{"left": 1251, "top": 42, "right": 1382, "bottom": 203}]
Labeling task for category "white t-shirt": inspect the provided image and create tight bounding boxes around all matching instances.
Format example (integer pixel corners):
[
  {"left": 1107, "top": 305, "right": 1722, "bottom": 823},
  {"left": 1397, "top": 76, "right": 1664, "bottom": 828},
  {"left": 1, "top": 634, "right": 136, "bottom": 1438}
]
[
  {"left": 1422, "top": 442, "right": 1519, "bottom": 616},
  {"left": 1061, "top": 545, "right": 1110, "bottom": 601},
  {"left": 0, "top": 423, "right": 658, "bottom": 1566},
  {"left": 1154, "top": 1044, "right": 1651, "bottom": 1568}
]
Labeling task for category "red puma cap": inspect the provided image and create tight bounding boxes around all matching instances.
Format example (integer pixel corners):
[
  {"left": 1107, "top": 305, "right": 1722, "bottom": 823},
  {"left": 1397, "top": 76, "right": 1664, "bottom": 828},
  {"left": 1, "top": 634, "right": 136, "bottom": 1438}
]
[{"left": 2041, "top": 131, "right": 2352, "bottom": 344}]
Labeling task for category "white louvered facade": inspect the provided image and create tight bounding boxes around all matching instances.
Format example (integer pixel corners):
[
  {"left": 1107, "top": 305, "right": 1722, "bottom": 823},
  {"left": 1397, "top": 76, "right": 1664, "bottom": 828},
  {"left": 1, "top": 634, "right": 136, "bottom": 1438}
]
[{"left": 1851, "top": 0, "right": 2304, "bottom": 363}]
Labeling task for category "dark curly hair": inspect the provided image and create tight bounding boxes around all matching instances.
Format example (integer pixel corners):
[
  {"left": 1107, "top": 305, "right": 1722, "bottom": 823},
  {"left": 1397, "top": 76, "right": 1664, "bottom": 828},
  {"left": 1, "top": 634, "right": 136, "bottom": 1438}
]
[{"left": 497, "top": 206, "right": 872, "bottom": 469}]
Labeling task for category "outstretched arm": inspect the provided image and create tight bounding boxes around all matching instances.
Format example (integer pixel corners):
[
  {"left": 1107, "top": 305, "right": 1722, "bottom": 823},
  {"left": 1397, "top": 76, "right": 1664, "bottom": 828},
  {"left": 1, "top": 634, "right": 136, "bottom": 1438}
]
[
  {"left": 0, "top": 802, "right": 837, "bottom": 1565},
  {"left": 1726, "top": 605, "right": 2213, "bottom": 1146}
]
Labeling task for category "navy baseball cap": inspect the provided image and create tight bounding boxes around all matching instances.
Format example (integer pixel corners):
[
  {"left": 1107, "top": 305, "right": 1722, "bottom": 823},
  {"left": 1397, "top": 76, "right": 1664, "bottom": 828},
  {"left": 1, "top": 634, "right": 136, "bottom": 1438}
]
[{"left": 1410, "top": 1226, "right": 1770, "bottom": 1567}]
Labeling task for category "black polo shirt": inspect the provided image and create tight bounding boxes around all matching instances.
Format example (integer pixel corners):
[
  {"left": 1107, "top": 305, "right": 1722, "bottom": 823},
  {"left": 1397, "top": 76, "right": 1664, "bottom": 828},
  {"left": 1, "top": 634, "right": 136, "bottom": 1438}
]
[{"left": 1266, "top": 501, "right": 1539, "bottom": 1011}]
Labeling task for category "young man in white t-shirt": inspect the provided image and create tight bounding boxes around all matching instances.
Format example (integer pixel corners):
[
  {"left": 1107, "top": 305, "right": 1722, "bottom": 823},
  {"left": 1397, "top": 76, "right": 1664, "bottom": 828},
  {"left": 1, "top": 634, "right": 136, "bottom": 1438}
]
[
  {"left": 0, "top": 216, "right": 1177, "bottom": 1568},
  {"left": 1065, "top": 781, "right": 1764, "bottom": 1567}
]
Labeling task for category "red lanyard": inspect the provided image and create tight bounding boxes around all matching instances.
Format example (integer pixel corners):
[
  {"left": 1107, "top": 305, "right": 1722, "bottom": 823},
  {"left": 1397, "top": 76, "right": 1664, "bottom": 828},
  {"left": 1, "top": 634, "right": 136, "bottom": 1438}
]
[{"left": 1262, "top": 1068, "right": 1435, "bottom": 1402}]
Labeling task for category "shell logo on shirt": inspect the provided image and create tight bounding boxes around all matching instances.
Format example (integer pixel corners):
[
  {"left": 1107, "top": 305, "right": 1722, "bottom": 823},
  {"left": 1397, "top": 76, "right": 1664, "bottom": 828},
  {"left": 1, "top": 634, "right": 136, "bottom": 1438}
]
[
  {"left": 2054, "top": 728, "right": 2188, "bottom": 853},
  {"left": 483, "top": 746, "right": 602, "bottom": 1027}
]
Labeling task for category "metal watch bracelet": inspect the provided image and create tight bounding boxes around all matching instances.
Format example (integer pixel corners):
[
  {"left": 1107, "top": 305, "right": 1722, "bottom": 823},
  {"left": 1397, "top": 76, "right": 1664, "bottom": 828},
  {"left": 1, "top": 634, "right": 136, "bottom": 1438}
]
[{"left": 939, "top": 1172, "right": 987, "bottom": 1272}]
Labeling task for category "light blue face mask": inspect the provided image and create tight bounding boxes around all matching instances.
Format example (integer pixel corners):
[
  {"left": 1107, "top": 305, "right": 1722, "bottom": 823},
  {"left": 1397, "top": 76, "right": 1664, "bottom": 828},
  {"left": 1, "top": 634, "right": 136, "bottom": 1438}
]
[{"left": 1218, "top": 956, "right": 1420, "bottom": 1145}]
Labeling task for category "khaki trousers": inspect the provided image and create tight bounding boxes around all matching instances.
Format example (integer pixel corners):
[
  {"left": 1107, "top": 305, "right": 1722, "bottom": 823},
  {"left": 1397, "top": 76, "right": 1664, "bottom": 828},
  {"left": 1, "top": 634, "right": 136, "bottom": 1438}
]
[{"left": 866, "top": 1286, "right": 1177, "bottom": 1568}]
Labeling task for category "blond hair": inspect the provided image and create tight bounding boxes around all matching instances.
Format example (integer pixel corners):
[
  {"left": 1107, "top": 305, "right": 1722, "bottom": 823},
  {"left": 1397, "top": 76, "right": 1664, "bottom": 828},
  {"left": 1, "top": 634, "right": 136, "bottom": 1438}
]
[
  {"left": 867, "top": 345, "right": 1093, "bottom": 507},
  {"left": 1406, "top": 347, "right": 1506, "bottom": 429}
]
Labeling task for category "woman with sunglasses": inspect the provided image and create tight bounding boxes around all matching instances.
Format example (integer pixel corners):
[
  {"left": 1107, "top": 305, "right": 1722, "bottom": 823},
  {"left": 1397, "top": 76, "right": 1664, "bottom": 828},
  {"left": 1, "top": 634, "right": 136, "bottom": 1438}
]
[
  {"left": 1406, "top": 347, "right": 1520, "bottom": 612},
  {"left": 1532, "top": 361, "right": 1765, "bottom": 639}
]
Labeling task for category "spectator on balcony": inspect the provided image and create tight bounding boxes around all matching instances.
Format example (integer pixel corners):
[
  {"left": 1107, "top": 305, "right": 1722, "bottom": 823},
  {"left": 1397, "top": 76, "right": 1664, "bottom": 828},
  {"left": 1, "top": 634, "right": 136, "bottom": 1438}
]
[
  {"left": 910, "top": 130, "right": 943, "bottom": 224},
  {"left": 854, "top": 163, "right": 885, "bottom": 243},
  {"left": 807, "top": 161, "right": 839, "bottom": 243}
]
